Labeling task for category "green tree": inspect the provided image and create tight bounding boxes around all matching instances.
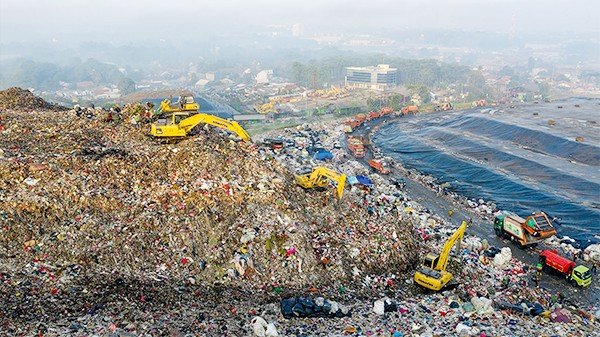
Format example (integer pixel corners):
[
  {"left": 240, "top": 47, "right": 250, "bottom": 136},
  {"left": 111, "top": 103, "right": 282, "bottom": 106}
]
[
  {"left": 537, "top": 82, "right": 550, "bottom": 97},
  {"left": 408, "top": 85, "right": 431, "bottom": 104},
  {"left": 387, "top": 94, "right": 405, "bottom": 110},
  {"left": 498, "top": 66, "right": 514, "bottom": 77},
  {"left": 118, "top": 77, "right": 136, "bottom": 96}
]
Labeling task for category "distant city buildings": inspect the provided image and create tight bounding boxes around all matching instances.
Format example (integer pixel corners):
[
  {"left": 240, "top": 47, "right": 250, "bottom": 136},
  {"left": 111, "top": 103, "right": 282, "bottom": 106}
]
[
  {"left": 345, "top": 64, "right": 398, "bottom": 91},
  {"left": 256, "top": 70, "right": 273, "bottom": 84},
  {"left": 291, "top": 24, "right": 304, "bottom": 37}
]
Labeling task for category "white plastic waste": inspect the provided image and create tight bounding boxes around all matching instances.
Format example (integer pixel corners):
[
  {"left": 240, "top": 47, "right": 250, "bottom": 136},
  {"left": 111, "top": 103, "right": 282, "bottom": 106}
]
[
  {"left": 265, "top": 323, "right": 279, "bottom": 337},
  {"left": 251, "top": 316, "right": 268, "bottom": 337},
  {"left": 471, "top": 296, "right": 494, "bottom": 315},
  {"left": 493, "top": 247, "right": 512, "bottom": 267},
  {"left": 373, "top": 298, "right": 386, "bottom": 315},
  {"left": 455, "top": 322, "right": 473, "bottom": 336}
]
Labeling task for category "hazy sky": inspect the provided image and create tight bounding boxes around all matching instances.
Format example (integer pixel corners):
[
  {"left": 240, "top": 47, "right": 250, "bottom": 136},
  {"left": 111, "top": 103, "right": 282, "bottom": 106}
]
[{"left": 1, "top": 0, "right": 599, "bottom": 44}]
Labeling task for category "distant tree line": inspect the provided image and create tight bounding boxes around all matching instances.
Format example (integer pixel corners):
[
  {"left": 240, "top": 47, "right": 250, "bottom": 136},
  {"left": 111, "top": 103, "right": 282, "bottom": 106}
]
[
  {"left": 0, "top": 58, "right": 142, "bottom": 92},
  {"left": 280, "top": 55, "right": 488, "bottom": 95}
]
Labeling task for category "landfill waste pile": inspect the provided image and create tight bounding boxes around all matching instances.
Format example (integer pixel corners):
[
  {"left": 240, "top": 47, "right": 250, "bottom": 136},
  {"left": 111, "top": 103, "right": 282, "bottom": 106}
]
[
  {"left": 254, "top": 121, "right": 600, "bottom": 337},
  {"left": 0, "top": 88, "right": 598, "bottom": 336},
  {"left": 0, "top": 87, "right": 68, "bottom": 112},
  {"left": 0, "top": 108, "right": 419, "bottom": 335}
]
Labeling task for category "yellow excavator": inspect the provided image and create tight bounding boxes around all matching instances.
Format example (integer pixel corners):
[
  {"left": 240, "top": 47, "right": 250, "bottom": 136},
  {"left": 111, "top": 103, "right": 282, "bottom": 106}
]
[
  {"left": 414, "top": 220, "right": 467, "bottom": 291},
  {"left": 151, "top": 112, "right": 251, "bottom": 141},
  {"left": 295, "top": 167, "right": 346, "bottom": 199},
  {"left": 159, "top": 95, "right": 199, "bottom": 113}
]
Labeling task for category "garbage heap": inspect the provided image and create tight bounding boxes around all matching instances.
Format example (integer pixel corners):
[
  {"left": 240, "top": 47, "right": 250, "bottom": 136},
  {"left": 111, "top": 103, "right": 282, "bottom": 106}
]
[
  {"left": 0, "top": 109, "right": 418, "bottom": 326},
  {"left": 0, "top": 87, "right": 68, "bottom": 111}
]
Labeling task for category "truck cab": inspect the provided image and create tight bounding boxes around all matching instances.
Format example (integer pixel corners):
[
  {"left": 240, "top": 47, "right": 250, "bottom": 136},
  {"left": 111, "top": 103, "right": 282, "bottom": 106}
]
[
  {"left": 571, "top": 265, "right": 592, "bottom": 287},
  {"left": 539, "top": 250, "right": 592, "bottom": 287}
]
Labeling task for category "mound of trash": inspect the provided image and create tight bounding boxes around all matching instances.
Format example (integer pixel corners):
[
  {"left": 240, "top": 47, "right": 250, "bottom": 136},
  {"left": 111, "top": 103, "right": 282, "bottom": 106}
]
[
  {"left": 0, "top": 87, "right": 67, "bottom": 111},
  {"left": 0, "top": 109, "right": 417, "bottom": 325}
]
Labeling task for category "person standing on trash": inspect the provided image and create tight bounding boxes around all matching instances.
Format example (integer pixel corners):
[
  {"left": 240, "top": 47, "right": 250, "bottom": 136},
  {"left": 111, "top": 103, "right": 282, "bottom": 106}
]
[
  {"left": 557, "top": 291, "right": 565, "bottom": 304},
  {"left": 532, "top": 273, "right": 539, "bottom": 288}
]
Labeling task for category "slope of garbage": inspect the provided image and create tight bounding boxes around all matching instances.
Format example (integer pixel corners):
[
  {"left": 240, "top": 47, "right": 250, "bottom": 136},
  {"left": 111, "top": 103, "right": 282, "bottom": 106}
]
[
  {"left": 1, "top": 91, "right": 599, "bottom": 336},
  {"left": 0, "top": 108, "right": 417, "bottom": 334},
  {"left": 254, "top": 120, "right": 600, "bottom": 337},
  {"left": 0, "top": 87, "right": 68, "bottom": 111}
]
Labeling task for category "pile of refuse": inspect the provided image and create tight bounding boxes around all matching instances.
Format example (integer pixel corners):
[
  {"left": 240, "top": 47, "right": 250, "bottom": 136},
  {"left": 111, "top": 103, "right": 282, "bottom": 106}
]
[
  {"left": 0, "top": 109, "right": 418, "bottom": 333},
  {"left": 0, "top": 87, "right": 67, "bottom": 111},
  {"left": 251, "top": 120, "right": 600, "bottom": 337}
]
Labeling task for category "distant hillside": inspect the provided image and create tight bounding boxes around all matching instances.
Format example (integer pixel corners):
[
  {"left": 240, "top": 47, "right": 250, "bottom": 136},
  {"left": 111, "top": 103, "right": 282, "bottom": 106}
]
[{"left": 0, "top": 58, "right": 141, "bottom": 92}]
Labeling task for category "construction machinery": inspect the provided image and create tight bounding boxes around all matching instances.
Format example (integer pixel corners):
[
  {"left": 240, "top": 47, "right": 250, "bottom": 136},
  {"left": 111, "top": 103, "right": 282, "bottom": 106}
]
[
  {"left": 380, "top": 107, "right": 394, "bottom": 116},
  {"left": 401, "top": 105, "right": 418, "bottom": 115},
  {"left": 151, "top": 112, "right": 251, "bottom": 141},
  {"left": 494, "top": 211, "right": 557, "bottom": 248},
  {"left": 539, "top": 250, "right": 592, "bottom": 287},
  {"left": 367, "top": 110, "right": 381, "bottom": 121},
  {"left": 472, "top": 100, "right": 487, "bottom": 107},
  {"left": 347, "top": 136, "right": 366, "bottom": 158},
  {"left": 354, "top": 114, "right": 367, "bottom": 124},
  {"left": 308, "top": 85, "right": 349, "bottom": 100},
  {"left": 254, "top": 101, "right": 276, "bottom": 114},
  {"left": 159, "top": 95, "right": 200, "bottom": 113},
  {"left": 344, "top": 119, "right": 362, "bottom": 129},
  {"left": 414, "top": 221, "right": 467, "bottom": 291},
  {"left": 295, "top": 167, "right": 347, "bottom": 199},
  {"left": 368, "top": 159, "right": 391, "bottom": 174}
]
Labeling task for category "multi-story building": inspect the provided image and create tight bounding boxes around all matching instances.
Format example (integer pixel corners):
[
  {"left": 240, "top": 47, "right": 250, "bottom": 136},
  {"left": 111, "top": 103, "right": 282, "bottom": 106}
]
[{"left": 345, "top": 64, "right": 398, "bottom": 90}]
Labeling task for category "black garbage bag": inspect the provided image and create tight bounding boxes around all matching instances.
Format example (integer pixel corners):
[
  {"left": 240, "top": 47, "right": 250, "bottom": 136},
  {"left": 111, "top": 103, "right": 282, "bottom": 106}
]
[{"left": 280, "top": 297, "right": 351, "bottom": 319}]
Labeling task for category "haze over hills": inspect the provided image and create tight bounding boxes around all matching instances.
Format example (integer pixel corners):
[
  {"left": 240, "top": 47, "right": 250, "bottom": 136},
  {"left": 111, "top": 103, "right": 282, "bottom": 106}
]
[{"left": 1, "top": 1, "right": 598, "bottom": 96}]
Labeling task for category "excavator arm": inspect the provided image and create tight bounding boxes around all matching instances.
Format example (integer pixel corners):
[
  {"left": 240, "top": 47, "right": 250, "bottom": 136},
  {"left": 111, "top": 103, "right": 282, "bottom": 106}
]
[
  {"left": 413, "top": 220, "right": 467, "bottom": 291},
  {"left": 309, "top": 167, "right": 347, "bottom": 199},
  {"left": 176, "top": 113, "right": 251, "bottom": 141},
  {"left": 435, "top": 221, "right": 467, "bottom": 271}
]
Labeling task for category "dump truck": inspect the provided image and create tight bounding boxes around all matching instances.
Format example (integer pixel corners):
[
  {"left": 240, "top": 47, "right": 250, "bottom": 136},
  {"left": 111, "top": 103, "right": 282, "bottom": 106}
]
[
  {"left": 401, "top": 105, "right": 418, "bottom": 115},
  {"left": 295, "top": 166, "right": 346, "bottom": 199},
  {"left": 414, "top": 221, "right": 468, "bottom": 291},
  {"left": 494, "top": 211, "right": 557, "bottom": 248},
  {"left": 367, "top": 110, "right": 381, "bottom": 121},
  {"left": 344, "top": 119, "right": 362, "bottom": 129},
  {"left": 380, "top": 107, "right": 394, "bottom": 116},
  {"left": 354, "top": 114, "right": 367, "bottom": 123},
  {"left": 539, "top": 250, "right": 592, "bottom": 287},
  {"left": 472, "top": 100, "right": 487, "bottom": 107},
  {"left": 347, "top": 137, "right": 365, "bottom": 158},
  {"left": 368, "top": 159, "right": 390, "bottom": 174}
]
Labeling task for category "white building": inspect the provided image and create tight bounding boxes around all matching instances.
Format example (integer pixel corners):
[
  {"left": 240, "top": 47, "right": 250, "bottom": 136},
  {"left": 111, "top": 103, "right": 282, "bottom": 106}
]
[
  {"left": 256, "top": 70, "right": 273, "bottom": 84},
  {"left": 345, "top": 64, "right": 398, "bottom": 91}
]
